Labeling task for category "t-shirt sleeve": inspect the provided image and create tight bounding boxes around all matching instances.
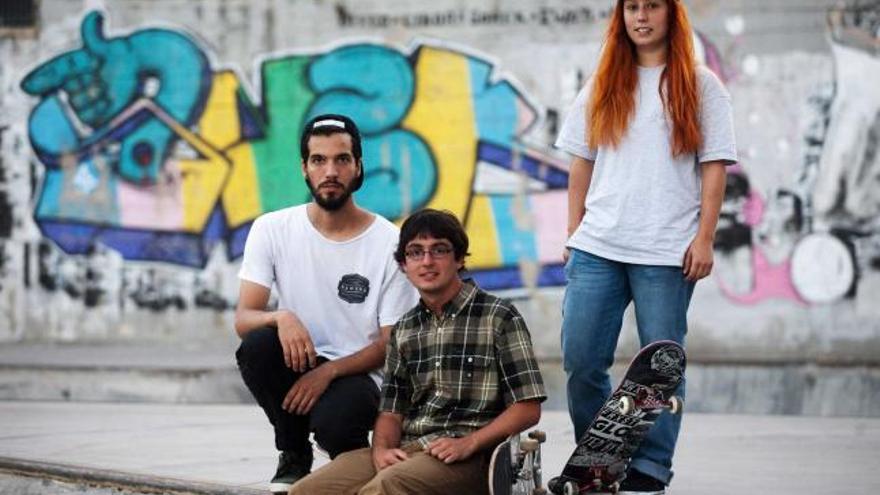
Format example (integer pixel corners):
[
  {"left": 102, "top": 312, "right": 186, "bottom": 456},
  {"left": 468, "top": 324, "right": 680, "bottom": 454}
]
[
  {"left": 495, "top": 304, "right": 547, "bottom": 406},
  {"left": 698, "top": 68, "right": 738, "bottom": 165},
  {"left": 237, "top": 216, "right": 274, "bottom": 289},
  {"left": 379, "top": 324, "right": 412, "bottom": 414},
  {"left": 377, "top": 246, "right": 419, "bottom": 327},
  {"left": 554, "top": 83, "right": 598, "bottom": 161}
]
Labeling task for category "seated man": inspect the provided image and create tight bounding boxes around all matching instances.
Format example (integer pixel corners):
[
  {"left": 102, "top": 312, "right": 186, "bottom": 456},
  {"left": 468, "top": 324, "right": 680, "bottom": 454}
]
[{"left": 291, "top": 209, "right": 546, "bottom": 495}]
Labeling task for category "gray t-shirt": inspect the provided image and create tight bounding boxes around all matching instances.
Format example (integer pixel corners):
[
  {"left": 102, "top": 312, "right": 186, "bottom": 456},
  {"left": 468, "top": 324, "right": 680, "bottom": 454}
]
[{"left": 555, "top": 65, "right": 737, "bottom": 266}]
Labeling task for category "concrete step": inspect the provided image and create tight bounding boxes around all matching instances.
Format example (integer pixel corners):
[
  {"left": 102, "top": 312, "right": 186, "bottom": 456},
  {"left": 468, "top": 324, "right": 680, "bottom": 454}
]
[
  {"left": 0, "top": 342, "right": 251, "bottom": 404},
  {"left": 1, "top": 343, "right": 879, "bottom": 416}
]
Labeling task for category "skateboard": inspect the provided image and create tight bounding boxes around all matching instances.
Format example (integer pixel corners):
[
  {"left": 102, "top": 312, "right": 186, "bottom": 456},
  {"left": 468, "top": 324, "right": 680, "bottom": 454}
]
[
  {"left": 548, "top": 340, "right": 686, "bottom": 494},
  {"left": 489, "top": 429, "right": 548, "bottom": 495}
]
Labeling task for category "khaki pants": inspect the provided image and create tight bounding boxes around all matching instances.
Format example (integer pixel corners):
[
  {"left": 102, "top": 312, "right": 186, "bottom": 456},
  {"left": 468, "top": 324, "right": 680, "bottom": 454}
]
[{"left": 289, "top": 442, "right": 490, "bottom": 495}]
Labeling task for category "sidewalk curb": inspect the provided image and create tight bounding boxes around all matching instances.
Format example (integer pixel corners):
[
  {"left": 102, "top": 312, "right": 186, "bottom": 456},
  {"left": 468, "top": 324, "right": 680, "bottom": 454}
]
[{"left": 0, "top": 456, "right": 264, "bottom": 495}]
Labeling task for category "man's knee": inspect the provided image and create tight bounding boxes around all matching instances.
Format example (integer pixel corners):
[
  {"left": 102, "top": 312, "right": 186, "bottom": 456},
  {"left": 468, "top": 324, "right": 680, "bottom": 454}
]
[
  {"left": 292, "top": 448, "right": 374, "bottom": 495},
  {"left": 358, "top": 455, "right": 438, "bottom": 495},
  {"left": 311, "top": 375, "right": 378, "bottom": 457},
  {"left": 235, "top": 326, "right": 280, "bottom": 368},
  {"left": 359, "top": 453, "right": 488, "bottom": 495},
  {"left": 311, "top": 408, "right": 375, "bottom": 457},
  {"left": 358, "top": 471, "right": 410, "bottom": 495}
]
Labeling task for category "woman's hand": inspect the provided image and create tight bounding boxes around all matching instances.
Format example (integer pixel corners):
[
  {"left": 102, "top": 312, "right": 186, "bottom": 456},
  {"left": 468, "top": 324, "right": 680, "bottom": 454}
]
[{"left": 683, "top": 237, "right": 714, "bottom": 282}]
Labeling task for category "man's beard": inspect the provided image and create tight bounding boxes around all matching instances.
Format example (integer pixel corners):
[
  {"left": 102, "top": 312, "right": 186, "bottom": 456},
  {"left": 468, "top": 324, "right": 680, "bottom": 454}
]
[{"left": 305, "top": 177, "right": 353, "bottom": 211}]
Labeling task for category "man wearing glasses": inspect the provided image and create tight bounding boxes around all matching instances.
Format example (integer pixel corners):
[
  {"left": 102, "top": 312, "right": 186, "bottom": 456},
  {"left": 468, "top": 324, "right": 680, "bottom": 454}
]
[
  {"left": 234, "top": 114, "right": 418, "bottom": 493},
  {"left": 291, "top": 209, "right": 546, "bottom": 495}
]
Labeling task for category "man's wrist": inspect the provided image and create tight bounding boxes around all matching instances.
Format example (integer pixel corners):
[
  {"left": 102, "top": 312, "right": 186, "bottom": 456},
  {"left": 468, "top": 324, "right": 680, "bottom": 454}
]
[
  {"left": 372, "top": 442, "right": 395, "bottom": 453},
  {"left": 324, "top": 360, "right": 340, "bottom": 379},
  {"left": 464, "top": 433, "right": 481, "bottom": 453},
  {"left": 270, "top": 309, "right": 288, "bottom": 327}
]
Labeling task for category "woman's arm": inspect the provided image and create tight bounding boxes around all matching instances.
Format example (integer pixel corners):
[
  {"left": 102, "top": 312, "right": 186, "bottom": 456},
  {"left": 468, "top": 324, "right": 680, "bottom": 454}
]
[
  {"left": 567, "top": 156, "right": 596, "bottom": 238},
  {"left": 683, "top": 161, "right": 727, "bottom": 281}
]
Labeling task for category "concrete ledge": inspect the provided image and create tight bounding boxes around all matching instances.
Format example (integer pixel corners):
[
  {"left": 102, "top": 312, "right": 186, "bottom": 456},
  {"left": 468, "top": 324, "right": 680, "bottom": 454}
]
[
  {"left": 2, "top": 342, "right": 879, "bottom": 416},
  {"left": 0, "top": 457, "right": 264, "bottom": 495},
  {"left": 0, "top": 366, "right": 251, "bottom": 403},
  {"left": 0, "top": 342, "right": 251, "bottom": 404},
  {"left": 541, "top": 361, "right": 880, "bottom": 416}
]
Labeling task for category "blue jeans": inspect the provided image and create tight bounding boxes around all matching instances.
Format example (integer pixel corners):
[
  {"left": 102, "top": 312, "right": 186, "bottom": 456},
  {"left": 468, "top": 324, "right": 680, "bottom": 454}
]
[{"left": 561, "top": 249, "right": 695, "bottom": 485}]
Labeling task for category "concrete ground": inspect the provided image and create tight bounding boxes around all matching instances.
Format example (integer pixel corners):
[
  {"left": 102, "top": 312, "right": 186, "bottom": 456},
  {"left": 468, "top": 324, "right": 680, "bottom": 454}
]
[{"left": 1, "top": 400, "right": 879, "bottom": 494}]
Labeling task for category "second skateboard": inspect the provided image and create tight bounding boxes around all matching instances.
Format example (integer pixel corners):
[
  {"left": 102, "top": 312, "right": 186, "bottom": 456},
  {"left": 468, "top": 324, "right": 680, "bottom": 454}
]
[{"left": 548, "top": 340, "right": 686, "bottom": 494}]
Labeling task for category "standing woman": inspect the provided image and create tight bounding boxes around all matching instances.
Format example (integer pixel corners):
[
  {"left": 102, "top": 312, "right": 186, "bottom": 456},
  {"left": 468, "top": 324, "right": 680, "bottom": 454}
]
[{"left": 555, "top": 0, "right": 736, "bottom": 493}]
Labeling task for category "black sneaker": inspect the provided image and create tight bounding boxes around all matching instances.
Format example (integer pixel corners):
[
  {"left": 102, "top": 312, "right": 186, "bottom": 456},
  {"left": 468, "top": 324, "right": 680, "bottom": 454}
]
[
  {"left": 619, "top": 469, "right": 666, "bottom": 494},
  {"left": 269, "top": 450, "right": 313, "bottom": 494}
]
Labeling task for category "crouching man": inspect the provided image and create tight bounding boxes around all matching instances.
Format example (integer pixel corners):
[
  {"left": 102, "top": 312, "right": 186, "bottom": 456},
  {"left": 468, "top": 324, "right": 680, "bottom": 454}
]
[{"left": 290, "top": 209, "right": 546, "bottom": 495}]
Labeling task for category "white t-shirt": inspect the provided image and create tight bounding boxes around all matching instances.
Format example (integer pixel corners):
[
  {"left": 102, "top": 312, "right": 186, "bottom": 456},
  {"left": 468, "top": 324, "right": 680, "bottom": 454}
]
[
  {"left": 555, "top": 65, "right": 737, "bottom": 266},
  {"left": 238, "top": 204, "right": 418, "bottom": 386}
]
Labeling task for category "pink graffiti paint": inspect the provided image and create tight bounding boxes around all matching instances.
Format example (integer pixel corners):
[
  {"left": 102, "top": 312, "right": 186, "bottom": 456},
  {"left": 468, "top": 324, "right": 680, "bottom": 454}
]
[
  {"left": 531, "top": 190, "right": 568, "bottom": 264},
  {"left": 742, "top": 188, "right": 764, "bottom": 227},
  {"left": 716, "top": 180, "right": 807, "bottom": 306},
  {"left": 717, "top": 246, "right": 807, "bottom": 306},
  {"left": 727, "top": 164, "right": 764, "bottom": 227},
  {"left": 116, "top": 173, "right": 185, "bottom": 230}
]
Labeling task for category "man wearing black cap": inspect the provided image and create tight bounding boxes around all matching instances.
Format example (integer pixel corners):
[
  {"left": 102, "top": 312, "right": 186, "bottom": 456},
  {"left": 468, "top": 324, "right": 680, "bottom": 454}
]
[{"left": 234, "top": 114, "right": 418, "bottom": 493}]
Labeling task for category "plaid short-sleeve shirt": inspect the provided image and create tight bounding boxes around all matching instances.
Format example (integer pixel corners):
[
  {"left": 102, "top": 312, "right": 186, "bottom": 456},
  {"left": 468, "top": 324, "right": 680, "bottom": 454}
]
[{"left": 380, "top": 280, "right": 546, "bottom": 446}]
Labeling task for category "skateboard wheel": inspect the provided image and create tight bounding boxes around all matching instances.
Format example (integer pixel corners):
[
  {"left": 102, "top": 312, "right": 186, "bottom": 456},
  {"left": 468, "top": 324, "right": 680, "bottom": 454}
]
[
  {"left": 521, "top": 438, "right": 540, "bottom": 452},
  {"left": 563, "top": 481, "right": 579, "bottom": 495},
  {"left": 619, "top": 396, "right": 635, "bottom": 415},
  {"left": 669, "top": 396, "right": 684, "bottom": 415},
  {"left": 528, "top": 430, "right": 548, "bottom": 443}
]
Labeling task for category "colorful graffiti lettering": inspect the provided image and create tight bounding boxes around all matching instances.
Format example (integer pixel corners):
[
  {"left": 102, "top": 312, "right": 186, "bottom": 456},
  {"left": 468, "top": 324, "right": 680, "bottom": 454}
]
[{"left": 21, "top": 11, "right": 567, "bottom": 290}]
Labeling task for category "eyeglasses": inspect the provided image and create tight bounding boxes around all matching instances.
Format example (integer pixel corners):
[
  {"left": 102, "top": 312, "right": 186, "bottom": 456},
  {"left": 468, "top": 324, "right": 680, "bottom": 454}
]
[{"left": 404, "top": 245, "right": 454, "bottom": 261}]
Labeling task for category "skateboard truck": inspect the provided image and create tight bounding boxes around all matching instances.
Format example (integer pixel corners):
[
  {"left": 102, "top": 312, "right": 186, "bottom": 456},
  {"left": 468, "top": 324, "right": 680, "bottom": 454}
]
[
  {"left": 489, "top": 429, "right": 548, "bottom": 495},
  {"left": 618, "top": 392, "right": 684, "bottom": 415},
  {"left": 558, "top": 478, "right": 620, "bottom": 495}
]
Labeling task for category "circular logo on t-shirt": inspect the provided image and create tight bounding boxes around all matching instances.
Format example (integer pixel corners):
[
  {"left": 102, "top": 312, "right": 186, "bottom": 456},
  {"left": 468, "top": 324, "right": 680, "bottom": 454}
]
[{"left": 338, "top": 274, "right": 370, "bottom": 304}]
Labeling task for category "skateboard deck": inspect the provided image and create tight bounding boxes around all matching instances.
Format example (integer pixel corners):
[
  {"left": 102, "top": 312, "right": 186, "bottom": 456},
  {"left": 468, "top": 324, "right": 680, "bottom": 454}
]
[
  {"left": 549, "top": 340, "right": 686, "bottom": 494},
  {"left": 489, "top": 430, "right": 547, "bottom": 495}
]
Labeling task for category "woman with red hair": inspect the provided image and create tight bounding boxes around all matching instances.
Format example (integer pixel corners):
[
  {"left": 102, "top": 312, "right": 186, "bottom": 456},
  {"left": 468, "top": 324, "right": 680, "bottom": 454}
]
[{"left": 555, "top": 1, "right": 736, "bottom": 493}]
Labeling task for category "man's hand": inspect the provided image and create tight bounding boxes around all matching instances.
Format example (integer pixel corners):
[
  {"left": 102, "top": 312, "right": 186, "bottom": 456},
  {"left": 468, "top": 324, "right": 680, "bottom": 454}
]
[
  {"left": 282, "top": 363, "right": 336, "bottom": 415},
  {"left": 372, "top": 446, "right": 409, "bottom": 471},
  {"left": 425, "top": 436, "right": 479, "bottom": 464},
  {"left": 276, "top": 311, "right": 317, "bottom": 372},
  {"left": 683, "top": 236, "right": 714, "bottom": 282}
]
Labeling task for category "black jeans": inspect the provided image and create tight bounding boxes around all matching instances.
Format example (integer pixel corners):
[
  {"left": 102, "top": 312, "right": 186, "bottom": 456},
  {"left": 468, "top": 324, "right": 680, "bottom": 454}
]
[{"left": 236, "top": 327, "right": 380, "bottom": 458}]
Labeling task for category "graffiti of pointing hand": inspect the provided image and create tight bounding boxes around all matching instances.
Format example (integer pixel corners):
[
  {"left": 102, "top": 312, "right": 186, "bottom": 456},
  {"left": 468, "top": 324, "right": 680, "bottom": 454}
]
[
  {"left": 22, "top": 12, "right": 136, "bottom": 130},
  {"left": 21, "top": 11, "right": 209, "bottom": 182}
]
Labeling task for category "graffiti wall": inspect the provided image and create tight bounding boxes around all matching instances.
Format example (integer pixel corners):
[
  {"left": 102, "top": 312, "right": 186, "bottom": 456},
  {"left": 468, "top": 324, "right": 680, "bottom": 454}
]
[
  {"left": 19, "top": 10, "right": 570, "bottom": 281},
  {"left": 713, "top": 3, "right": 880, "bottom": 310},
  {"left": 0, "top": 0, "right": 878, "bottom": 364}
]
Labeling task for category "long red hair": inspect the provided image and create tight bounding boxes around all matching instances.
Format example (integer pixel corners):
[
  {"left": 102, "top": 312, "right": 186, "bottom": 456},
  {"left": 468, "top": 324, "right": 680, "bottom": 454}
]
[{"left": 587, "top": 0, "right": 701, "bottom": 156}]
